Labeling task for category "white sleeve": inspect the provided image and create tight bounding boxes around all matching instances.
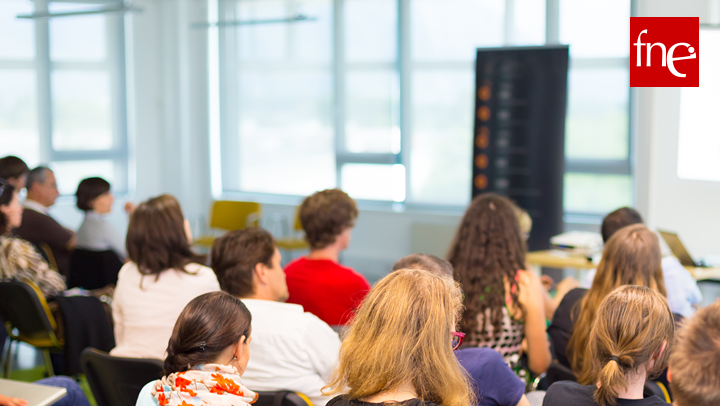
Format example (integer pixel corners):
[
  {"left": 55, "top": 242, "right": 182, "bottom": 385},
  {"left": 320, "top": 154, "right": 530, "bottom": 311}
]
[{"left": 303, "top": 314, "right": 342, "bottom": 382}]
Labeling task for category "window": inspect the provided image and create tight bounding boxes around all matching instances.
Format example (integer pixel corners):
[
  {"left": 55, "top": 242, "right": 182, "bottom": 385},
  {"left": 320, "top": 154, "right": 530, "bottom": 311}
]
[
  {"left": 0, "top": 0, "right": 128, "bottom": 195},
  {"left": 216, "top": 0, "right": 632, "bottom": 215}
]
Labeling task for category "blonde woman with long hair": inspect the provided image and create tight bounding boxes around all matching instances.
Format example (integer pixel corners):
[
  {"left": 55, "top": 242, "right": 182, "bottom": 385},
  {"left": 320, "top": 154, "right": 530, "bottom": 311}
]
[{"left": 323, "top": 268, "right": 475, "bottom": 406}]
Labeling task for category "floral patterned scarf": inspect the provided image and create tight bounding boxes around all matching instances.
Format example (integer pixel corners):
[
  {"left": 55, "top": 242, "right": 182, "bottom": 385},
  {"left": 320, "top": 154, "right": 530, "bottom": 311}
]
[{"left": 151, "top": 364, "right": 258, "bottom": 406}]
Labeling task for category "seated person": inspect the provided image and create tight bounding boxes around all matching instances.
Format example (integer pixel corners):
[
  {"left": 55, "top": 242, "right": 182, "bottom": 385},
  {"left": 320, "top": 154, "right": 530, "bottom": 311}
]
[
  {"left": 14, "top": 167, "right": 76, "bottom": 277},
  {"left": 211, "top": 228, "right": 341, "bottom": 406},
  {"left": 111, "top": 194, "right": 219, "bottom": 359},
  {"left": 392, "top": 254, "right": 531, "bottom": 406},
  {"left": 543, "top": 286, "right": 672, "bottom": 406},
  {"left": 0, "top": 156, "right": 29, "bottom": 190},
  {"left": 284, "top": 189, "right": 370, "bottom": 326},
  {"left": 0, "top": 376, "right": 92, "bottom": 406},
  {"left": 136, "top": 292, "right": 257, "bottom": 406},
  {"left": 323, "top": 268, "right": 475, "bottom": 406},
  {"left": 75, "top": 177, "right": 133, "bottom": 260},
  {"left": 0, "top": 183, "right": 65, "bottom": 297},
  {"left": 667, "top": 300, "right": 720, "bottom": 406},
  {"left": 584, "top": 207, "right": 702, "bottom": 317},
  {"left": 549, "top": 224, "right": 670, "bottom": 375}
]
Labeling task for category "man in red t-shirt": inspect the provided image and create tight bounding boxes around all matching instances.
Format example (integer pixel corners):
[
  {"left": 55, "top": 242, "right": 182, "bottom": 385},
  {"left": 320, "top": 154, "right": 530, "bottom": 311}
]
[{"left": 284, "top": 189, "right": 370, "bottom": 326}]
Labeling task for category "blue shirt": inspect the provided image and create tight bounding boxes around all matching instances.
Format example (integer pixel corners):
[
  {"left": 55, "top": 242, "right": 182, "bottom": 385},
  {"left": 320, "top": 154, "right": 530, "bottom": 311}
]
[{"left": 456, "top": 347, "right": 525, "bottom": 406}]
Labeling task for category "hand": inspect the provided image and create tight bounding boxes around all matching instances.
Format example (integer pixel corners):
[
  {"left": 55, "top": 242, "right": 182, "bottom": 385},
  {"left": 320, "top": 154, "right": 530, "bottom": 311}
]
[
  {"left": 540, "top": 275, "right": 555, "bottom": 291},
  {"left": 184, "top": 218, "right": 193, "bottom": 245},
  {"left": 124, "top": 202, "right": 136, "bottom": 214},
  {"left": 555, "top": 276, "right": 579, "bottom": 298},
  {"left": 516, "top": 270, "right": 545, "bottom": 311},
  {"left": 0, "top": 394, "right": 28, "bottom": 406}
]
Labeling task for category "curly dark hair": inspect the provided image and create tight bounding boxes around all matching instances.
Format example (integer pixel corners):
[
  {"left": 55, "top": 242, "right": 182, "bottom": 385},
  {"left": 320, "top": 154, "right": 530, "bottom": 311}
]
[
  {"left": 299, "top": 189, "right": 358, "bottom": 250},
  {"left": 447, "top": 193, "right": 526, "bottom": 342}
]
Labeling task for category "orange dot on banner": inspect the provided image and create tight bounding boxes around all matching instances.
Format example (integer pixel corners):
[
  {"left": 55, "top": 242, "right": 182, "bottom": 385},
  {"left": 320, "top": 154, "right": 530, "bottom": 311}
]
[
  {"left": 476, "top": 127, "right": 489, "bottom": 148},
  {"left": 475, "top": 154, "right": 488, "bottom": 169},
  {"left": 478, "top": 106, "right": 491, "bottom": 121},
  {"left": 478, "top": 85, "right": 491, "bottom": 101},
  {"left": 474, "top": 174, "right": 488, "bottom": 190}
]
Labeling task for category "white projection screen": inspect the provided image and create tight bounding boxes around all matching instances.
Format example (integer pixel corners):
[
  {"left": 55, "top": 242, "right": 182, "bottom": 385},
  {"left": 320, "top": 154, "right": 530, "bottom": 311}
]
[{"left": 677, "top": 29, "right": 720, "bottom": 182}]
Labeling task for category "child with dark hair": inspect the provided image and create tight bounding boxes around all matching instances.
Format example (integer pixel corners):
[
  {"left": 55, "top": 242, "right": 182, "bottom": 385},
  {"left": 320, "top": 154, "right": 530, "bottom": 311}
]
[
  {"left": 136, "top": 291, "right": 257, "bottom": 406},
  {"left": 75, "top": 177, "right": 133, "bottom": 259}
]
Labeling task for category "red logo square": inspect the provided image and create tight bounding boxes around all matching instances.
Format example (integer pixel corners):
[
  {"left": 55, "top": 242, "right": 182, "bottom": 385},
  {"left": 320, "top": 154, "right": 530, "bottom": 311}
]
[{"left": 630, "top": 17, "right": 699, "bottom": 87}]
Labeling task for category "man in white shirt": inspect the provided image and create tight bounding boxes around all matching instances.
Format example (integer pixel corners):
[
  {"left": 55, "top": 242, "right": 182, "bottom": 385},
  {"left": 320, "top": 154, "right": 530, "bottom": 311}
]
[{"left": 211, "top": 228, "right": 341, "bottom": 406}]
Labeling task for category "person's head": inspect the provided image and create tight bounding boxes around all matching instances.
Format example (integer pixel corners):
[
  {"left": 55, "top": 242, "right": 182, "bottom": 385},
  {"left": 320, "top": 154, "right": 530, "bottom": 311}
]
[
  {"left": 569, "top": 224, "right": 666, "bottom": 378},
  {"left": 585, "top": 286, "right": 673, "bottom": 406},
  {"left": 126, "top": 194, "right": 204, "bottom": 276},
  {"left": 211, "top": 228, "right": 287, "bottom": 302},
  {"left": 601, "top": 207, "right": 643, "bottom": 243},
  {"left": 164, "top": 291, "right": 252, "bottom": 375},
  {"left": 0, "top": 156, "right": 29, "bottom": 190},
  {"left": 392, "top": 253, "right": 453, "bottom": 278},
  {"left": 75, "top": 177, "right": 113, "bottom": 213},
  {"left": 0, "top": 184, "right": 23, "bottom": 234},
  {"left": 668, "top": 300, "right": 720, "bottom": 406},
  {"left": 323, "top": 268, "right": 474, "bottom": 406},
  {"left": 299, "top": 189, "right": 358, "bottom": 252},
  {"left": 447, "top": 193, "right": 526, "bottom": 341},
  {"left": 25, "top": 166, "right": 59, "bottom": 208}
]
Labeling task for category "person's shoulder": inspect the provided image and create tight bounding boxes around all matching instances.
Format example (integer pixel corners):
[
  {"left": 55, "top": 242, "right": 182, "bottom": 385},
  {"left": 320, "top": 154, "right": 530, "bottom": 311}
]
[
  {"left": 284, "top": 257, "right": 308, "bottom": 274},
  {"left": 545, "top": 381, "right": 594, "bottom": 403},
  {"left": 135, "top": 380, "right": 160, "bottom": 406},
  {"left": 456, "top": 346, "right": 505, "bottom": 370}
]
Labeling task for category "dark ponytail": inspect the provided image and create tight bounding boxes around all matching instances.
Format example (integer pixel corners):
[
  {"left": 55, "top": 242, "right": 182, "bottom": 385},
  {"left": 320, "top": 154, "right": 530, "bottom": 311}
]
[
  {"left": 164, "top": 291, "right": 252, "bottom": 375},
  {"left": 0, "top": 183, "right": 16, "bottom": 234}
]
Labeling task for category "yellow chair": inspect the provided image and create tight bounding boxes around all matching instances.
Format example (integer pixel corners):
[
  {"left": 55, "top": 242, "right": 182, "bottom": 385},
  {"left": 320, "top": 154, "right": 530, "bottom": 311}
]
[
  {"left": 275, "top": 208, "right": 309, "bottom": 256},
  {"left": 194, "top": 201, "right": 262, "bottom": 248}
]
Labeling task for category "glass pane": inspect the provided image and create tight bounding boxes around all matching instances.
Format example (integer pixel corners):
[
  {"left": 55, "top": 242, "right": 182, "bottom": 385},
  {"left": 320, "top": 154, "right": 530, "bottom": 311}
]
[
  {"left": 50, "top": 160, "right": 115, "bottom": 196},
  {"left": 512, "top": 0, "right": 545, "bottom": 45},
  {"left": 411, "top": 0, "right": 504, "bottom": 61},
  {"left": 564, "top": 173, "right": 632, "bottom": 214},
  {"left": 234, "top": 70, "right": 335, "bottom": 195},
  {"left": 345, "top": 0, "right": 397, "bottom": 63},
  {"left": 49, "top": 2, "right": 106, "bottom": 62},
  {"left": 0, "top": 0, "right": 34, "bottom": 60},
  {"left": 0, "top": 70, "right": 39, "bottom": 166},
  {"left": 237, "top": 0, "right": 332, "bottom": 63},
  {"left": 565, "top": 68, "right": 629, "bottom": 160},
  {"left": 410, "top": 70, "right": 474, "bottom": 205},
  {"left": 341, "top": 163, "right": 405, "bottom": 202},
  {"left": 560, "top": 0, "right": 630, "bottom": 58},
  {"left": 345, "top": 70, "right": 400, "bottom": 153},
  {"left": 52, "top": 70, "right": 113, "bottom": 150}
]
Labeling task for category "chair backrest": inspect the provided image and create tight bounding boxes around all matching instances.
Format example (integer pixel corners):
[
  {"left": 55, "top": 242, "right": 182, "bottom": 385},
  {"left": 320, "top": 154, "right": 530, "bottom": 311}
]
[
  {"left": 293, "top": 208, "right": 303, "bottom": 232},
  {"left": 255, "top": 391, "right": 312, "bottom": 406},
  {"left": 68, "top": 249, "right": 123, "bottom": 290},
  {"left": 209, "top": 201, "right": 262, "bottom": 230},
  {"left": 80, "top": 348, "right": 164, "bottom": 406},
  {"left": 36, "top": 242, "right": 58, "bottom": 271},
  {"left": 0, "top": 280, "right": 57, "bottom": 338},
  {"left": 544, "top": 362, "right": 577, "bottom": 386}
]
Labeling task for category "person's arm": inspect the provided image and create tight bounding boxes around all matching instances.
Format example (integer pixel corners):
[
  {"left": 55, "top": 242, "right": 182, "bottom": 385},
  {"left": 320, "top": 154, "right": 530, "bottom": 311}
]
[
  {"left": 303, "top": 315, "right": 342, "bottom": 381},
  {"left": 65, "top": 233, "right": 77, "bottom": 250},
  {"left": 0, "top": 394, "right": 27, "bottom": 406},
  {"left": 10, "top": 239, "right": 66, "bottom": 296},
  {"left": 517, "top": 270, "right": 552, "bottom": 375},
  {"left": 516, "top": 395, "right": 531, "bottom": 406}
]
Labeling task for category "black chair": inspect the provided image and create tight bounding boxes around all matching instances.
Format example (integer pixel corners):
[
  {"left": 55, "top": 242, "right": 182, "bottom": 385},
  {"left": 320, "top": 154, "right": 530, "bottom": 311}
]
[
  {"left": 544, "top": 362, "right": 577, "bottom": 386},
  {"left": 80, "top": 347, "right": 164, "bottom": 406},
  {"left": 255, "top": 391, "right": 312, "bottom": 406},
  {"left": 0, "top": 280, "right": 63, "bottom": 377},
  {"left": 68, "top": 249, "right": 123, "bottom": 290}
]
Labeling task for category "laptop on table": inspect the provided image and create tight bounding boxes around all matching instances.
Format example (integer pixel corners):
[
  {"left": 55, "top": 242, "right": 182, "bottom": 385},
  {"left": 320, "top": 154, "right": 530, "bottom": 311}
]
[{"left": 658, "top": 230, "right": 707, "bottom": 268}]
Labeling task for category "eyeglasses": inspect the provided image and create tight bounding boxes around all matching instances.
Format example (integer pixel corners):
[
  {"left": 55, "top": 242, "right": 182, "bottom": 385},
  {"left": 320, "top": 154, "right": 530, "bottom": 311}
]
[{"left": 451, "top": 332, "right": 465, "bottom": 351}]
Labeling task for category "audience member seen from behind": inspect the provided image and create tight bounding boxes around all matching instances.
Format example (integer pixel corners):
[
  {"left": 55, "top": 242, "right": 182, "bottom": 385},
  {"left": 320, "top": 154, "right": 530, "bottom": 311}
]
[
  {"left": 447, "top": 193, "right": 551, "bottom": 381},
  {"left": 0, "top": 156, "right": 29, "bottom": 190},
  {"left": 136, "top": 292, "right": 257, "bottom": 406},
  {"left": 323, "top": 268, "right": 474, "bottom": 406},
  {"left": 667, "top": 300, "right": 720, "bottom": 406},
  {"left": 211, "top": 228, "right": 341, "bottom": 406},
  {"left": 0, "top": 182, "right": 65, "bottom": 297},
  {"left": 543, "top": 286, "right": 673, "bottom": 406},
  {"left": 391, "top": 254, "right": 532, "bottom": 406},
  {"left": 0, "top": 376, "right": 92, "bottom": 406},
  {"left": 593, "top": 207, "right": 701, "bottom": 318},
  {"left": 111, "top": 194, "right": 219, "bottom": 360},
  {"left": 75, "top": 177, "right": 135, "bottom": 260},
  {"left": 284, "top": 189, "right": 370, "bottom": 326},
  {"left": 550, "top": 224, "right": 668, "bottom": 377},
  {"left": 14, "top": 167, "right": 76, "bottom": 277}
]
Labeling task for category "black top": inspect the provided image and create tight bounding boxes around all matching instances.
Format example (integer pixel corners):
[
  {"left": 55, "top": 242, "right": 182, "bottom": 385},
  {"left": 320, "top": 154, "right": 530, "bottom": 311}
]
[
  {"left": 543, "top": 381, "right": 669, "bottom": 406},
  {"left": 327, "top": 396, "right": 439, "bottom": 406},
  {"left": 548, "top": 287, "right": 587, "bottom": 370}
]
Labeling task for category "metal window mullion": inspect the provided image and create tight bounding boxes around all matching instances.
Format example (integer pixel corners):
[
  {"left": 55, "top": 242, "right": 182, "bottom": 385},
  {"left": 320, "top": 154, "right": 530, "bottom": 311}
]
[
  {"left": 545, "top": 0, "right": 560, "bottom": 45},
  {"left": 333, "top": 0, "right": 345, "bottom": 188},
  {"left": 503, "top": 0, "right": 514, "bottom": 46},
  {"left": 629, "top": 0, "right": 638, "bottom": 207},
  {"left": 0, "top": 61, "right": 35, "bottom": 69},
  {"left": 398, "top": 0, "right": 411, "bottom": 203},
  {"left": 35, "top": 0, "right": 53, "bottom": 164}
]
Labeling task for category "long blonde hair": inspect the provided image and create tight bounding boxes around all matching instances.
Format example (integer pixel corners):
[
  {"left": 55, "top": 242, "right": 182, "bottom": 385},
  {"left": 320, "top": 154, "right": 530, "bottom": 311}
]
[
  {"left": 569, "top": 224, "right": 666, "bottom": 380},
  {"left": 323, "top": 268, "right": 475, "bottom": 406},
  {"left": 587, "top": 286, "right": 673, "bottom": 406}
]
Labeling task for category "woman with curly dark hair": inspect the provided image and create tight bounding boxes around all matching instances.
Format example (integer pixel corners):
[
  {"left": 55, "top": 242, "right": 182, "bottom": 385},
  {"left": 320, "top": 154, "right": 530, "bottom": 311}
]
[{"left": 448, "top": 193, "right": 551, "bottom": 382}]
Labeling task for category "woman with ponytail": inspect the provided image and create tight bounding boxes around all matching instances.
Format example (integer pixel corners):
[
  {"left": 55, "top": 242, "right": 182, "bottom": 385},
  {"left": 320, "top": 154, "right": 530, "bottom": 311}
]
[
  {"left": 543, "top": 286, "right": 673, "bottom": 406},
  {"left": 136, "top": 291, "right": 258, "bottom": 406}
]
